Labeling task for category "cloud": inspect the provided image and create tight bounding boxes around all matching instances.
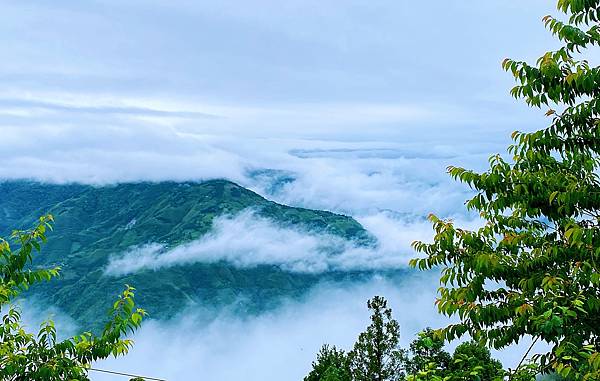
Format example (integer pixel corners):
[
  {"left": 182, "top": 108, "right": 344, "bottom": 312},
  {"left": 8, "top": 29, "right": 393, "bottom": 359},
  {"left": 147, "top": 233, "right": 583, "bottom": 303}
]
[
  {"left": 88, "top": 274, "right": 549, "bottom": 381},
  {"left": 0, "top": 97, "right": 220, "bottom": 119},
  {"left": 11, "top": 298, "right": 79, "bottom": 342},
  {"left": 105, "top": 210, "right": 442, "bottom": 275},
  {"left": 104, "top": 210, "right": 484, "bottom": 275},
  {"left": 0, "top": 0, "right": 556, "bottom": 104},
  {"left": 0, "top": 0, "right": 553, "bottom": 219},
  {"left": 0, "top": 88, "right": 503, "bottom": 221},
  {"left": 89, "top": 275, "right": 449, "bottom": 381}
]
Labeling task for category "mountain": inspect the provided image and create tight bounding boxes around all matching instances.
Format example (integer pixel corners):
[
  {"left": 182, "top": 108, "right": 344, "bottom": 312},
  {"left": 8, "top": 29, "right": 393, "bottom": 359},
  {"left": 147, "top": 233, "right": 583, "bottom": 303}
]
[{"left": 0, "top": 180, "right": 381, "bottom": 330}]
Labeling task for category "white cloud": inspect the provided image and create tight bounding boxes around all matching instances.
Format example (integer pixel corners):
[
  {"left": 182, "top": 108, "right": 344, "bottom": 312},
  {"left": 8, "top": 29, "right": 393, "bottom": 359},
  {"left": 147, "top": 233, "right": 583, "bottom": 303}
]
[
  {"left": 0, "top": 88, "right": 539, "bottom": 221},
  {"left": 105, "top": 210, "right": 483, "bottom": 275},
  {"left": 106, "top": 211, "right": 399, "bottom": 275},
  {"left": 88, "top": 274, "right": 548, "bottom": 381},
  {"left": 90, "top": 275, "right": 449, "bottom": 381},
  {"left": 11, "top": 298, "right": 78, "bottom": 342}
]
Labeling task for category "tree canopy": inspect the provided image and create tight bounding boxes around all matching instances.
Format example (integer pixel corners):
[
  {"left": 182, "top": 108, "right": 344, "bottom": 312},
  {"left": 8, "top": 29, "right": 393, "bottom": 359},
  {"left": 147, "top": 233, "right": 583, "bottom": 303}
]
[
  {"left": 305, "top": 296, "right": 503, "bottom": 381},
  {"left": 411, "top": 1, "right": 600, "bottom": 380},
  {"left": 305, "top": 345, "right": 351, "bottom": 381}
]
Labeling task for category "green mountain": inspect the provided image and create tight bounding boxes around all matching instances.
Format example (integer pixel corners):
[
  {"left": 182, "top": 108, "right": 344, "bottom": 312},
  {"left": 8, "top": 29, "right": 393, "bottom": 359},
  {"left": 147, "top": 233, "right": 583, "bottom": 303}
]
[{"left": 0, "top": 180, "right": 380, "bottom": 329}]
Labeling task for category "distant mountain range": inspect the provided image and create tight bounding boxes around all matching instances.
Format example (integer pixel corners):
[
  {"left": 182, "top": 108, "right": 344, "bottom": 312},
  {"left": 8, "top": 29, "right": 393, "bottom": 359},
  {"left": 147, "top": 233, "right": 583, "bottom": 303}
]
[{"left": 0, "top": 180, "right": 396, "bottom": 330}]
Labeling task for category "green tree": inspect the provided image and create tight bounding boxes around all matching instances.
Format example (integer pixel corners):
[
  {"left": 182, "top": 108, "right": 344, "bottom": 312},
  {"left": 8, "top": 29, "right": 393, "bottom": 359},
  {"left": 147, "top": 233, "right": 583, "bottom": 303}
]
[
  {"left": 0, "top": 215, "right": 146, "bottom": 380},
  {"left": 410, "top": 1, "right": 600, "bottom": 380},
  {"left": 449, "top": 342, "right": 505, "bottom": 381},
  {"left": 305, "top": 344, "right": 351, "bottom": 381},
  {"left": 402, "top": 331, "right": 503, "bottom": 381},
  {"left": 402, "top": 329, "right": 451, "bottom": 378},
  {"left": 348, "top": 296, "right": 406, "bottom": 381}
]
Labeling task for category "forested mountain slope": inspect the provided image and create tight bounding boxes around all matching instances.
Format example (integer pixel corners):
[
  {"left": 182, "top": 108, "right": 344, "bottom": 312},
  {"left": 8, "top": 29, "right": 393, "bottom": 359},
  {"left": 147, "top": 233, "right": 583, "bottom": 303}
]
[{"left": 0, "top": 180, "right": 383, "bottom": 329}]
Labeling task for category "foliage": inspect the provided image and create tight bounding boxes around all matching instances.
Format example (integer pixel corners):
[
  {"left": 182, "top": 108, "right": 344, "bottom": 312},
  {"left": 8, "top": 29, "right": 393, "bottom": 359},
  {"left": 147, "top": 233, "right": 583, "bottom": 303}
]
[
  {"left": 305, "top": 344, "right": 351, "bottom": 381},
  {"left": 410, "top": 1, "right": 600, "bottom": 380},
  {"left": 0, "top": 180, "right": 378, "bottom": 330},
  {"left": 448, "top": 341, "right": 505, "bottom": 381},
  {"left": 402, "top": 328, "right": 451, "bottom": 377},
  {"left": 306, "top": 297, "right": 505, "bottom": 381},
  {"left": 0, "top": 215, "right": 145, "bottom": 380},
  {"left": 403, "top": 331, "right": 504, "bottom": 381},
  {"left": 305, "top": 296, "right": 406, "bottom": 381},
  {"left": 537, "top": 373, "right": 567, "bottom": 381},
  {"left": 348, "top": 296, "right": 406, "bottom": 381}
]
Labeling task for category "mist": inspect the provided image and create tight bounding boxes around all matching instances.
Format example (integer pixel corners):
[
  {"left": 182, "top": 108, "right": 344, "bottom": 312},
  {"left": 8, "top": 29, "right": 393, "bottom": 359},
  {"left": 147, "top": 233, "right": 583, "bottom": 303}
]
[
  {"left": 105, "top": 210, "right": 484, "bottom": 276},
  {"left": 86, "top": 273, "right": 548, "bottom": 381},
  {"left": 89, "top": 274, "right": 448, "bottom": 381}
]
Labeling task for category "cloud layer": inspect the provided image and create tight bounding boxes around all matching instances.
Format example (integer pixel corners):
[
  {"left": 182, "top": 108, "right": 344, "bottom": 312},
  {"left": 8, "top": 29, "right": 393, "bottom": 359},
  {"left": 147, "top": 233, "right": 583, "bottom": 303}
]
[
  {"left": 0, "top": 0, "right": 554, "bottom": 221},
  {"left": 104, "top": 210, "right": 483, "bottom": 275},
  {"left": 88, "top": 274, "right": 549, "bottom": 381},
  {"left": 90, "top": 275, "right": 449, "bottom": 381}
]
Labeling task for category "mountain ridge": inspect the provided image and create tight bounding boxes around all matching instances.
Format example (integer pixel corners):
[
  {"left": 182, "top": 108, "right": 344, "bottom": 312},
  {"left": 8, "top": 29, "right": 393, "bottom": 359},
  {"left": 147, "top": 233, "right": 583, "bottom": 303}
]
[{"left": 0, "top": 179, "right": 385, "bottom": 330}]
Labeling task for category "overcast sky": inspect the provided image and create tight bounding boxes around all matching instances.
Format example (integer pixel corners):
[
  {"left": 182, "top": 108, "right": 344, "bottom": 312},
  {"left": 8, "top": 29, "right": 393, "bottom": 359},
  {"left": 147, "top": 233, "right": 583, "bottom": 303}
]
[
  {"left": 0, "top": 0, "right": 559, "bottom": 215},
  {"left": 1, "top": 1, "right": 555, "bottom": 134}
]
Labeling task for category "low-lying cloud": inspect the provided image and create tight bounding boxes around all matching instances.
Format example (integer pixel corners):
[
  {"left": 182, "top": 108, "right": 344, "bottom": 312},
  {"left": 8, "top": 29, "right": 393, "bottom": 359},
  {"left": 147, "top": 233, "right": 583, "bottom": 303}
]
[
  {"left": 90, "top": 275, "right": 449, "bottom": 381},
  {"left": 88, "top": 274, "right": 549, "bottom": 381},
  {"left": 106, "top": 210, "right": 459, "bottom": 275}
]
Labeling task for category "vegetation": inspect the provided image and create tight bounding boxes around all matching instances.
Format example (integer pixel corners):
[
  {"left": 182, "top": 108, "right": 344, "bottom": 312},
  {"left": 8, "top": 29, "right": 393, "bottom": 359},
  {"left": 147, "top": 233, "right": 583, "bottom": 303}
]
[
  {"left": 402, "top": 335, "right": 504, "bottom": 381},
  {"left": 0, "top": 216, "right": 145, "bottom": 380},
  {"left": 402, "top": 329, "right": 451, "bottom": 378},
  {"left": 411, "top": 1, "right": 600, "bottom": 379},
  {"left": 447, "top": 342, "right": 504, "bottom": 381},
  {"left": 305, "top": 345, "right": 351, "bottom": 381},
  {"left": 305, "top": 296, "right": 503, "bottom": 381},
  {"left": 0, "top": 180, "right": 380, "bottom": 329},
  {"left": 347, "top": 296, "right": 405, "bottom": 381}
]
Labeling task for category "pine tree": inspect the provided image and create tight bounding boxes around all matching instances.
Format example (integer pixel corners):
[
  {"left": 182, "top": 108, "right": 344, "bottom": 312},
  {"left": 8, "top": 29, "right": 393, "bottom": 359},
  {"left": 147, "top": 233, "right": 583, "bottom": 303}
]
[{"left": 348, "top": 296, "right": 406, "bottom": 381}]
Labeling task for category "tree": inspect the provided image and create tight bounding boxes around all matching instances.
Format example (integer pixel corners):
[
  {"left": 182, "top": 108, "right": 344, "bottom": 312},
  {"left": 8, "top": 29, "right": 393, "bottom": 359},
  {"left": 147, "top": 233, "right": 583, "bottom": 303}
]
[
  {"left": 449, "top": 342, "right": 505, "bottom": 381},
  {"left": 0, "top": 215, "right": 146, "bottom": 380},
  {"left": 402, "top": 331, "right": 503, "bottom": 381},
  {"left": 348, "top": 296, "right": 406, "bottom": 381},
  {"left": 305, "top": 344, "right": 351, "bottom": 381},
  {"left": 410, "top": 1, "right": 600, "bottom": 380},
  {"left": 402, "top": 329, "right": 451, "bottom": 378}
]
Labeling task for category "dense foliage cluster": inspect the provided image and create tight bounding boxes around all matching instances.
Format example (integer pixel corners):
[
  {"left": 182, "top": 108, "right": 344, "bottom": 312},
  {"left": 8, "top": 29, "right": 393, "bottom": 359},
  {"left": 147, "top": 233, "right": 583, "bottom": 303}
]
[
  {"left": 411, "top": 1, "right": 600, "bottom": 380},
  {"left": 305, "top": 345, "right": 351, "bottom": 381},
  {"left": 305, "top": 296, "right": 503, "bottom": 381},
  {"left": 0, "top": 216, "right": 145, "bottom": 380},
  {"left": 403, "top": 333, "right": 504, "bottom": 381}
]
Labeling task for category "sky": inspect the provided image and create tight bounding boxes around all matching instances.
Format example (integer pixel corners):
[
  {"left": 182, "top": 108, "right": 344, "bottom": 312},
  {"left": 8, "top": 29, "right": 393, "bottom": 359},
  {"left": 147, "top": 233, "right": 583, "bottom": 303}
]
[
  {"left": 2, "top": 1, "right": 561, "bottom": 380},
  {"left": 0, "top": 0, "right": 558, "bottom": 219}
]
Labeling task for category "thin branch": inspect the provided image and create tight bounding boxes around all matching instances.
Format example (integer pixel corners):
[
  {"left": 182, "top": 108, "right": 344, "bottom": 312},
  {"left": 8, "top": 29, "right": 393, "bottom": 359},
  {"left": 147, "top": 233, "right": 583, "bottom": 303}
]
[{"left": 509, "top": 336, "right": 540, "bottom": 381}]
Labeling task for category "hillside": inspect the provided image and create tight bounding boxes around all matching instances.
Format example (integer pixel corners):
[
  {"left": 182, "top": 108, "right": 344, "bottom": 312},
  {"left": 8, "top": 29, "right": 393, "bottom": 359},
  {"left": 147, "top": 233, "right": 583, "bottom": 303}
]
[{"left": 0, "top": 180, "right": 380, "bottom": 330}]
